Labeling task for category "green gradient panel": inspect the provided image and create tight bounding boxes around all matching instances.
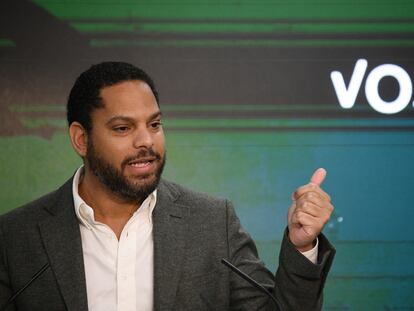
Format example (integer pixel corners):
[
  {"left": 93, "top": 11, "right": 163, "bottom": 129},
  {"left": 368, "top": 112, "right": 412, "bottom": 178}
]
[
  {"left": 71, "top": 21, "right": 414, "bottom": 34},
  {"left": 32, "top": 1, "right": 414, "bottom": 20},
  {"left": 90, "top": 38, "right": 414, "bottom": 48}
]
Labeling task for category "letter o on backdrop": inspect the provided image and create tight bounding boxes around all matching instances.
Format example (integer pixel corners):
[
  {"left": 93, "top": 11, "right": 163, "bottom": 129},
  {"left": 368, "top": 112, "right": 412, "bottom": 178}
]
[{"left": 365, "top": 64, "right": 412, "bottom": 114}]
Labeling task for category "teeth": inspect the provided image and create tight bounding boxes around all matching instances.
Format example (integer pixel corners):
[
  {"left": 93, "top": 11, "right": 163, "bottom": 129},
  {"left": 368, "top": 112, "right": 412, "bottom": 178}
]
[{"left": 130, "top": 162, "right": 149, "bottom": 168}]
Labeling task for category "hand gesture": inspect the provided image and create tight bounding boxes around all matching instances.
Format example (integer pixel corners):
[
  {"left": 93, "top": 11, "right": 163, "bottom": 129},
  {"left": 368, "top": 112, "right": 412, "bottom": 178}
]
[{"left": 288, "top": 168, "right": 334, "bottom": 252}]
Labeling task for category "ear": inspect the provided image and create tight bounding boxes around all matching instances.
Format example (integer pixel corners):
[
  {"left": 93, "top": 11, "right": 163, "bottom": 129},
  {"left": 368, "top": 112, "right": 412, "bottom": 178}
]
[{"left": 69, "top": 122, "right": 88, "bottom": 157}]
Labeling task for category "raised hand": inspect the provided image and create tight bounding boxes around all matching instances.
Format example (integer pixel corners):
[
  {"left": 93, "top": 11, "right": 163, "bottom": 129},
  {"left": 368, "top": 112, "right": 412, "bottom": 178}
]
[{"left": 288, "top": 168, "right": 334, "bottom": 252}]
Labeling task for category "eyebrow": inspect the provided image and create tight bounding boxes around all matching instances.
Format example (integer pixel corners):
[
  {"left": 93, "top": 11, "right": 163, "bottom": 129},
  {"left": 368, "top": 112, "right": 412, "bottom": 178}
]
[{"left": 105, "top": 111, "right": 162, "bottom": 126}]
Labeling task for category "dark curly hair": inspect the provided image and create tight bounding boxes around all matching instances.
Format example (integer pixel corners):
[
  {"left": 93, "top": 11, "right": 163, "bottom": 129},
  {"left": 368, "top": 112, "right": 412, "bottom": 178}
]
[{"left": 67, "top": 61, "right": 159, "bottom": 133}]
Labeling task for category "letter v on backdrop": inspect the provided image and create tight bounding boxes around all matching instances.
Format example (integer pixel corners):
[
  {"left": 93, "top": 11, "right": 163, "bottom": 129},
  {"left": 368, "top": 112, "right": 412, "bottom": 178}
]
[{"left": 330, "top": 59, "right": 413, "bottom": 114}]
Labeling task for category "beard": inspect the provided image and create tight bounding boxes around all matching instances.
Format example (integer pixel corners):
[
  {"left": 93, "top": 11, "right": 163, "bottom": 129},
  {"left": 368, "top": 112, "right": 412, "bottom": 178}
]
[{"left": 85, "top": 139, "right": 165, "bottom": 203}]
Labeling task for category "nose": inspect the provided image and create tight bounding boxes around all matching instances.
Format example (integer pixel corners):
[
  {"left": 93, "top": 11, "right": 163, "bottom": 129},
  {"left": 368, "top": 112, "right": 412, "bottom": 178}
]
[{"left": 132, "top": 127, "right": 153, "bottom": 149}]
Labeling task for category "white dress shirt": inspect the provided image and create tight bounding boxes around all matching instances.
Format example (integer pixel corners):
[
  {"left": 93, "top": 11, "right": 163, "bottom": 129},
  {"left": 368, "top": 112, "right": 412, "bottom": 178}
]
[
  {"left": 72, "top": 167, "right": 318, "bottom": 311},
  {"left": 301, "top": 238, "right": 318, "bottom": 264},
  {"left": 73, "top": 167, "right": 156, "bottom": 311}
]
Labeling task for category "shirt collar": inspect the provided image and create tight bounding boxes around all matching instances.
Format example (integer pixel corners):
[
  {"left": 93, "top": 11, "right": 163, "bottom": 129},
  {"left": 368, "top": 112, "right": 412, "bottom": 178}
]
[{"left": 72, "top": 166, "right": 157, "bottom": 229}]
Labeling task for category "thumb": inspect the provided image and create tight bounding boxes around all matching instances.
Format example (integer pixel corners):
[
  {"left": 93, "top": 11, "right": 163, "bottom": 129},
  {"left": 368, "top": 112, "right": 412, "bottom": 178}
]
[{"left": 310, "top": 168, "right": 327, "bottom": 186}]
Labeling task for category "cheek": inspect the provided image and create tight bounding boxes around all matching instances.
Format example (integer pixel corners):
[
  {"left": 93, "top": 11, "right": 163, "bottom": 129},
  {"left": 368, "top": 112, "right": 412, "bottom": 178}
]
[
  {"left": 93, "top": 135, "right": 133, "bottom": 161},
  {"left": 154, "top": 132, "right": 166, "bottom": 153},
  {"left": 100, "top": 138, "right": 125, "bottom": 153}
]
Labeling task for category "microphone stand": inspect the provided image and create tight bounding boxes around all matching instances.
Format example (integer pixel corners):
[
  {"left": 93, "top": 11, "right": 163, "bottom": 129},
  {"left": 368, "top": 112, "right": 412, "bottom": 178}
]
[
  {"left": 221, "top": 259, "right": 283, "bottom": 311},
  {"left": 0, "top": 263, "right": 50, "bottom": 311}
]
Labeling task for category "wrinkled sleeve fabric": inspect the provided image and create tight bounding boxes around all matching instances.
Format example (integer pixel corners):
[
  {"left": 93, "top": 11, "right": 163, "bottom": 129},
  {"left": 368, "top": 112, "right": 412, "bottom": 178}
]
[
  {"left": 225, "top": 200, "right": 335, "bottom": 311},
  {"left": 274, "top": 229, "right": 335, "bottom": 310}
]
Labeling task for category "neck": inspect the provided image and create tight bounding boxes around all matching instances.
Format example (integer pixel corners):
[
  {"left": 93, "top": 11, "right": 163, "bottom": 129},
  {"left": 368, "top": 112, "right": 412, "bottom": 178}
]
[{"left": 78, "top": 167, "right": 143, "bottom": 239}]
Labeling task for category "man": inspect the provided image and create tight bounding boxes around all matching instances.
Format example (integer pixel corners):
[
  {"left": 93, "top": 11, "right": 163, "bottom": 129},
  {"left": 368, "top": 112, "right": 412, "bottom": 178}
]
[{"left": 0, "top": 62, "right": 335, "bottom": 310}]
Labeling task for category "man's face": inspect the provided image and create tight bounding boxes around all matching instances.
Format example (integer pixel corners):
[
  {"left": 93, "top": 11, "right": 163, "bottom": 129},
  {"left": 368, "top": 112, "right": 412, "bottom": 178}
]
[{"left": 85, "top": 80, "right": 165, "bottom": 202}]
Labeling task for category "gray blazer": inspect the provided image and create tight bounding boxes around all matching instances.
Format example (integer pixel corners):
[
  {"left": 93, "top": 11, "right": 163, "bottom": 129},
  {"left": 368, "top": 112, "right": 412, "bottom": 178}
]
[{"left": 0, "top": 178, "right": 335, "bottom": 311}]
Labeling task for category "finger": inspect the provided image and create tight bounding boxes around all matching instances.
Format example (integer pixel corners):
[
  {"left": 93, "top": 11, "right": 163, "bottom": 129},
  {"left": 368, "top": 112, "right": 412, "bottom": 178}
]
[
  {"left": 287, "top": 202, "right": 296, "bottom": 224},
  {"left": 295, "top": 201, "right": 325, "bottom": 218},
  {"left": 290, "top": 210, "right": 326, "bottom": 238},
  {"left": 296, "top": 191, "right": 327, "bottom": 208},
  {"left": 291, "top": 210, "right": 319, "bottom": 228},
  {"left": 295, "top": 200, "right": 334, "bottom": 221},
  {"left": 293, "top": 185, "right": 331, "bottom": 202},
  {"left": 310, "top": 168, "right": 327, "bottom": 186}
]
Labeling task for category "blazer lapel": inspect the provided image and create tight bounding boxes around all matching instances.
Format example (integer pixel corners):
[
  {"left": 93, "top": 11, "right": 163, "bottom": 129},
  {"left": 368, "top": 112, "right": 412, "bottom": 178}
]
[
  {"left": 153, "top": 180, "right": 189, "bottom": 311},
  {"left": 38, "top": 179, "right": 88, "bottom": 311}
]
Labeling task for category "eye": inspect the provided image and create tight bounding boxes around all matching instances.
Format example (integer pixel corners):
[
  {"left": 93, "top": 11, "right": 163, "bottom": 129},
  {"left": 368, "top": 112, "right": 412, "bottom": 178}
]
[
  {"left": 113, "top": 126, "right": 130, "bottom": 133},
  {"left": 150, "top": 121, "right": 162, "bottom": 130}
]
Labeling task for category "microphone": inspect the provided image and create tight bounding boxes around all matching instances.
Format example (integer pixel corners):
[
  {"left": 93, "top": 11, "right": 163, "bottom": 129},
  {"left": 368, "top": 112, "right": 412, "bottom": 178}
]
[
  {"left": 221, "top": 258, "right": 283, "bottom": 311},
  {"left": 0, "top": 263, "right": 50, "bottom": 311}
]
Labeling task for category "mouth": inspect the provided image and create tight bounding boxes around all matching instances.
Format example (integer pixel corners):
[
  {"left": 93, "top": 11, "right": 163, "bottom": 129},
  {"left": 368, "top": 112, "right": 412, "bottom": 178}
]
[
  {"left": 128, "top": 157, "right": 155, "bottom": 167},
  {"left": 130, "top": 162, "right": 151, "bottom": 168},
  {"left": 126, "top": 157, "right": 157, "bottom": 175}
]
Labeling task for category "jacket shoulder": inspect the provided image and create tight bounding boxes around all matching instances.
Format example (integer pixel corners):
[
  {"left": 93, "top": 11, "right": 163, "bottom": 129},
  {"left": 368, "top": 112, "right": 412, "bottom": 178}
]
[
  {"left": 0, "top": 179, "right": 72, "bottom": 226},
  {"left": 159, "top": 179, "right": 229, "bottom": 211}
]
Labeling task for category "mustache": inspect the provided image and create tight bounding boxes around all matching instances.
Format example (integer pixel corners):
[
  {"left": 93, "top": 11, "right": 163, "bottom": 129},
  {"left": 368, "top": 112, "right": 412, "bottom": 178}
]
[{"left": 121, "top": 147, "right": 162, "bottom": 167}]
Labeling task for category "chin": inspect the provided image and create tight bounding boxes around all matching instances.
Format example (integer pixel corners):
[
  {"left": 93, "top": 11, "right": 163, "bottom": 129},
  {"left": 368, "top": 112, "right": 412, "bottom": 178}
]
[{"left": 131, "top": 173, "right": 160, "bottom": 189}]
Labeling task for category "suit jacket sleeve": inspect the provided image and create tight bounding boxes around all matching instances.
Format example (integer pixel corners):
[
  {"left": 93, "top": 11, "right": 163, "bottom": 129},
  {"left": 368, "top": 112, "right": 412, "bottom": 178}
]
[{"left": 225, "top": 200, "right": 335, "bottom": 311}]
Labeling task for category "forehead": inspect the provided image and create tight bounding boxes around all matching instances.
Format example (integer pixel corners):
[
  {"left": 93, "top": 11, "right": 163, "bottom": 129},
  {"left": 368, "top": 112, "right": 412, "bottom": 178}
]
[{"left": 97, "top": 80, "right": 159, "bottom": 117}]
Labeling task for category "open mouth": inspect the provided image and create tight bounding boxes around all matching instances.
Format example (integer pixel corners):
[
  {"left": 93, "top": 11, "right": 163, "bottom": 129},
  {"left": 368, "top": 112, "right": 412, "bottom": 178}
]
[
  {"left": 127, "top": 157, "right": 156, "bottom": 171},
  {"left": 130, "top": 162, "right": 151, "bottom": 168}
]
